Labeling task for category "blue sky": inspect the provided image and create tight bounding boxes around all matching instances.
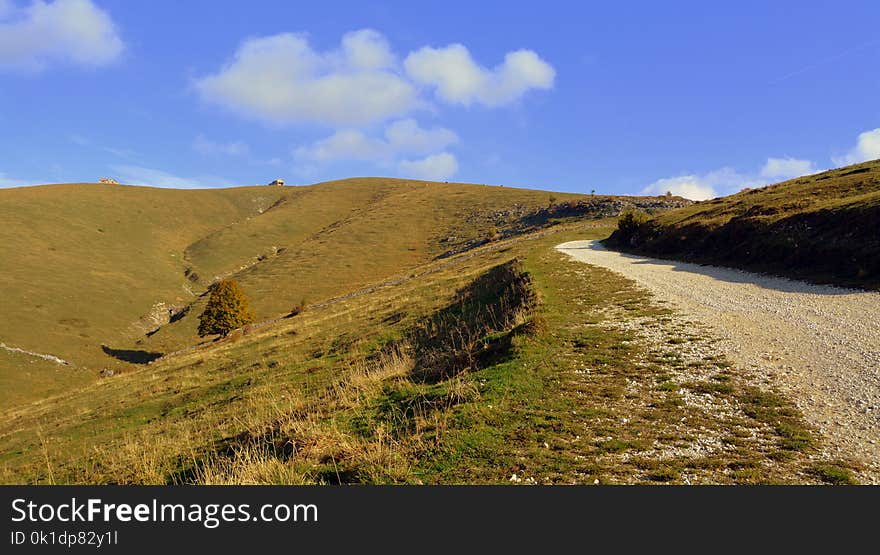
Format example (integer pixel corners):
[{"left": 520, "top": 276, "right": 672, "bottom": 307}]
[{"left": 1, "top": 0, "right": 878, "bottom": 198}]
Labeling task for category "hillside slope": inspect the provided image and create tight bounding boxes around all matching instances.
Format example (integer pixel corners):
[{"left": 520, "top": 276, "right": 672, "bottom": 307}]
[
  {"left": 5, "top": 178, "right": 681, "bottom": 407},
  {"left": 606, "top": 159, "right": 880, "bottom": 289},
  {"left": 0, "top": 183, "right": 285, "bottom": 404},
  {"left": 1, "top": 223, "right": 851, "bottom": 485}
]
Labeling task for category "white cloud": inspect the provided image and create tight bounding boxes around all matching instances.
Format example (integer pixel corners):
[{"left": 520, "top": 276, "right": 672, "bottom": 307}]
[
  {"left": 340, "top": 28, "right": 394, "bottom": 70},
  {"left": 101, "top": 145, "right": 138, "bottom": 160},
  {"left": 398, "top": 152, "right": 458, "bottom": 181},
  {"left": 641, "top": 167, "right": 763, "bottom": 200},
  {"left": 111, "top": 165, "right": 234, "bottom": 189},
  {"left": 195, "top": 30, "right": 420, "bottom": 126},
  {"left": 296, "top": 129, "right": 387, "bottom": 162},
  {"left": 641, "top": 175, "right": 718, "bottom": 201},
  {"left": 641, "top": 133, "right": 880, "bottom": 201},
  {"left": 833, "top": 128, "right": 880, "bottom": 166},
  {"left": 69, "top": 133, "right": 90, "bottom": 146},
  {"left": 295, "top": 118, "right": 457, "bottom": 163},
  {"left": 385, "top": 118, "right": 458, "bottom": 154},
  {"left": 193, "top": 135, "right": 249, "bottom": 156},
  {"left": 404, "top": 44, "right": 555, "bottom": 106},
  {"left": 760, "top": 157, "right": 817, "bottom": 179},
  {"left": 196, "top": 29, "right": 556, "bottom": 125},
  {"left": 0, "top": 0, "right": 124, "bottom": 71}
]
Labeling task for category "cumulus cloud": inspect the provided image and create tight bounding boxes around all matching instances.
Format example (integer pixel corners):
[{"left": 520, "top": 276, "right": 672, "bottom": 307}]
[
  {"left": 833, "top": 128, "right": 880, "bottom": 166},
  {"left": 760, "top": 157, "right": 817, "bottom": 179},
  {"left": 193, "top": 135, "right": 249, "bottom": 156},
  {"left": 111, "top": 165, "right": 234, "bottom": 189},
  {"left": 295, "top": 118, "right": 458, "bottom": 163},
  {"left": 404, "top": 44, "right": 555, "bottom": 106},
  {"left": 340, "top": 27, "right": 394, "bottom": 70},
  {"left": 640, "top": 175, "right": 719, "bottom": 201},
  {"left": 196, "top": 29, "right": 556, "bottom": 125},
  {"left": 398, "top": 152, "right": 459, "bottom": 181},
  {"left": 0, "top": 0, "right": 124, "bottom": 71},
  {"left": 641, "top": 167, "right": 763, "bottom": 200},
  {"left": 195, "top": 30, "right": 420, "bottom": 126}
]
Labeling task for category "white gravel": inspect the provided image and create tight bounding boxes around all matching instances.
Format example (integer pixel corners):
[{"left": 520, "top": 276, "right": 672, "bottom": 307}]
[{"left": 557, "top": 239, "right": 880, "bottom": 482}]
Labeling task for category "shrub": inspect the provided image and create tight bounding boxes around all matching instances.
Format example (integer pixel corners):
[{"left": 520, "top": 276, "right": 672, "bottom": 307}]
[
  {"left": 197, "top": 279, "right": 255, "bottom": 337},
  {"left": 617, "top": 208, "right": 650, "bottom": 237}
]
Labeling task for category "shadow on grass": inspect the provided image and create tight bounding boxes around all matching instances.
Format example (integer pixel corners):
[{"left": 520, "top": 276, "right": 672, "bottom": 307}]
[
  {"left": 409, "top": 259, "right": 536, "bottom": 383},
  {"left": 101, "top": 344, "right": 163, "bottom": 364}
]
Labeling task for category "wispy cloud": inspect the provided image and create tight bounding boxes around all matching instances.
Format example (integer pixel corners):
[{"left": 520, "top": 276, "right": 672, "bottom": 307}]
[
  {"left": 69, "top": 134, "right": 140, "bottom": 160},
  {"left": 770, "top": 39, "right": 879, "bottom": 84},
  {"left": 193, "top": 134, "right": 249, "bottom": 156},
  {"left": 295, "top": 119, "right": 457, "bottom": 163},
  {"left": 398, "top": 152, "right": 459, "bottom": 181},
  {"left": 111, "top": 165, "right": 235, "bottom": 189},
  {"left": 0, "top": 171, "right": 39, "bottom": 188}
]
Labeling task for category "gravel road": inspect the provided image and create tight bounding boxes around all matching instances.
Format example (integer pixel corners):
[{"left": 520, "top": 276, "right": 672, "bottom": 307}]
[{"left": 557, "top": 240, "right": 880, "bottom": 482}]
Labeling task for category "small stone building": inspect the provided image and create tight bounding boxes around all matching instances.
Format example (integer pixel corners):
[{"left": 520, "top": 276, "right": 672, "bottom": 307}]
[{"left": 268, "top": 178, "right": 285, "bottom": 186}]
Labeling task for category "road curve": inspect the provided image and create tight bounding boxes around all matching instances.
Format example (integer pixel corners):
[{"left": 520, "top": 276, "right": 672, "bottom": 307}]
[{"left": 557, "top": 239, "right": 880, "bottom": 482}]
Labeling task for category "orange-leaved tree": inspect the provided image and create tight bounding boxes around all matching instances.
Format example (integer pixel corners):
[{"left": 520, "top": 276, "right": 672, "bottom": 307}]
[{"left": 197, "top": 279, "right": 255, "bottom": 337}]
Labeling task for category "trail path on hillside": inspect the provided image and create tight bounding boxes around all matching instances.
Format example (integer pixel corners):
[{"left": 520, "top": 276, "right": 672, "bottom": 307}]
[
  {"left": 557, "top": 240, "right": 880, "bottom": 482},
  {"left": 0, "top": 342, "right": 71, "bottom": 366}
]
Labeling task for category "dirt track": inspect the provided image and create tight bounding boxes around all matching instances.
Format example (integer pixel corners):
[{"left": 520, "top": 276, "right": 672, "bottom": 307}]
[{"left": 557, "top": 240, "right": 880, "bottom": 483}]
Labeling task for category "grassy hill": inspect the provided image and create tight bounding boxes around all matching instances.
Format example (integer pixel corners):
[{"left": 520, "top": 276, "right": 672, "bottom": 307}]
[
  {"left": 0, "top": 183, "right": 282, "bottom": 405},
  {"left": 605, "top": 159, "right": 880, "bottom": 289},
  {"left": 1, "top": 178, "right": 854, "bottom": 484},
  {"left": 1, "top": 222, "right": 850, "bottom": 485},
  {"left": 3, "top": 178, "right": 668, "bottom": 408}
]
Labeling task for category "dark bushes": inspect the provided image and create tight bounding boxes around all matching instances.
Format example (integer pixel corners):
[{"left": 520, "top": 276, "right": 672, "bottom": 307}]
[{"left": 409, "top": 259, "right": 538, "bottom": 382}]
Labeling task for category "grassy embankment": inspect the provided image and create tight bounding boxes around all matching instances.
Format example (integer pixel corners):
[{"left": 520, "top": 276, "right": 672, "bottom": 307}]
[{"left": 605, "top": 159, "right": 880, "bottom": 290}]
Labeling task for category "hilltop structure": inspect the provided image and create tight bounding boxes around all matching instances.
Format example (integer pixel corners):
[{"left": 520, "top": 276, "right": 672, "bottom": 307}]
[
  {"left": 268, "top": 178, "right": 285, "bottom": 186},
  {"left": 98, "top": 177, "right": 119, "bottom": 184}
]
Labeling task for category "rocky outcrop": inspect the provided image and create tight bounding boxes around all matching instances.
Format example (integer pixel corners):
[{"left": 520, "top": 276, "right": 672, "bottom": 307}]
[{"left": 131, "top": 301, "right": 190, "bottom": 336}]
